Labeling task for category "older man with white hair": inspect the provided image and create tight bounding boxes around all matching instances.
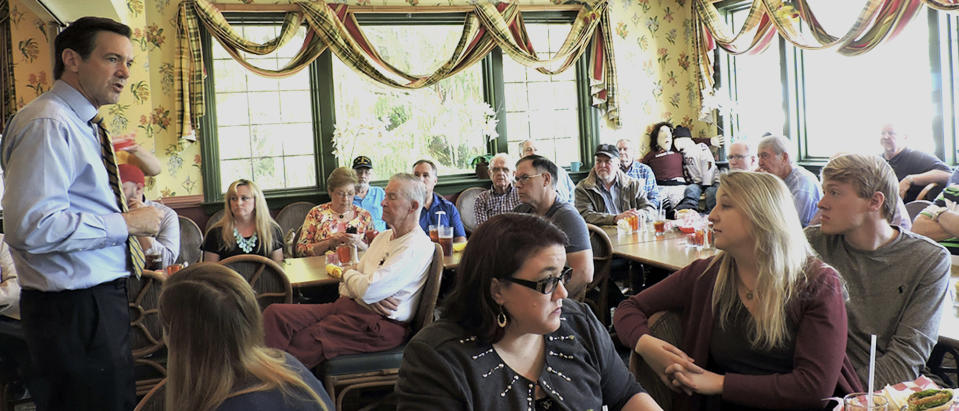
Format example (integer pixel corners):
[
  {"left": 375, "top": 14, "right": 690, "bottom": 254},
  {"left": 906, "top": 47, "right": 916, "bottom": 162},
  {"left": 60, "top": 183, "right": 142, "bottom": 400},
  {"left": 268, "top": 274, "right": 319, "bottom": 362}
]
[
  {"left": 757, "top": 135, "right": 822, "bottom": 226},
  {"left": 263, "top": 173, "right": 435, "bottom": 368},
  {"left": 474, "top": 153, "right": 521, "bottom": 226},
  {"left": 728, "top": 140, "right": 758, "bottom": 171}
]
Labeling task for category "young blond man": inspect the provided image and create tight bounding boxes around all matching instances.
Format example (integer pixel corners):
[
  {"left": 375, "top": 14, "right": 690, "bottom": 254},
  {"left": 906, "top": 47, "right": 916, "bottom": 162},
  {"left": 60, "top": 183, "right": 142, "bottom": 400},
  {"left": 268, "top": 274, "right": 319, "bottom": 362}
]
[{"left": 805, "top": 154, "right": 950, "bottom": 387}]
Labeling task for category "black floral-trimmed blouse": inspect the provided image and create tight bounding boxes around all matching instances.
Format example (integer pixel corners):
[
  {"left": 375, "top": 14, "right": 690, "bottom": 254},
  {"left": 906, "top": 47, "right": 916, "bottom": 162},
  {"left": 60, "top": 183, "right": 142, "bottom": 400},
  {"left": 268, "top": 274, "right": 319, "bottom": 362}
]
[{"left": 396, "top": 300, "right": 644, "bottom": 411}]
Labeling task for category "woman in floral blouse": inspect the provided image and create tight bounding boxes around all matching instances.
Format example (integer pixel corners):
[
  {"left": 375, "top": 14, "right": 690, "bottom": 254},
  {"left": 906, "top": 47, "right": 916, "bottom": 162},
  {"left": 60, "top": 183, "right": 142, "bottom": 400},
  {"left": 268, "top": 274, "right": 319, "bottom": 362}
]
[{"left": 295, "top": 167, "right": 373, "bottom": 257}]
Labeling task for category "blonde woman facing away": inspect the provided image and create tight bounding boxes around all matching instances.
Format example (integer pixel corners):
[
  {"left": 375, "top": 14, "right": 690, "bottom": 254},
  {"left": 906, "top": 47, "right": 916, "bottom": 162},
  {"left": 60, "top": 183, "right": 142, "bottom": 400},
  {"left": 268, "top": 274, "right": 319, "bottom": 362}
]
[
  {"left": 613, "top": 171, "right": 863, "bottom": 410},
  {"left": 160, "top": 263, "right": 332, "bottom": 410},
  {"left": 203, "top": 179, "right": 284, "bottom": 263}
]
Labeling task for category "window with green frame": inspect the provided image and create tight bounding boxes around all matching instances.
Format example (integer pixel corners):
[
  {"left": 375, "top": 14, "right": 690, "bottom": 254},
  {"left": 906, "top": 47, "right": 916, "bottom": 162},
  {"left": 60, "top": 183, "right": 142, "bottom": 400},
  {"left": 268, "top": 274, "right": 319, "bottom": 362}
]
[
  {"left": 199, "top": 11, "right": 601, "bottom": 202},
  {"left": 718, "top": 3, "right": 950, "bottom": 164}
]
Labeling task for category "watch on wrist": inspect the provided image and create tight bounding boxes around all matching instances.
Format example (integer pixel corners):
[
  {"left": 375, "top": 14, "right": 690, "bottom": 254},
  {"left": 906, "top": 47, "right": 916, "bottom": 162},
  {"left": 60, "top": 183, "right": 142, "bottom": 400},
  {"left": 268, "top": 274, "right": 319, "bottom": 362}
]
[{"left": 932, "top": 207, "right": 947, "bottom": 222}]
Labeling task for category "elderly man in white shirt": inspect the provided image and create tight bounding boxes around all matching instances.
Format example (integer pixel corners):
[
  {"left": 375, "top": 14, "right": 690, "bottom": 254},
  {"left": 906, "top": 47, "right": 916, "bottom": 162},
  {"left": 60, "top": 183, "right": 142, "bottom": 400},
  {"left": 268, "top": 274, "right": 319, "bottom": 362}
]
[
  {"left": 0, "top": 235, "right": 19, "bottom": 320},
  {"left": 262, "top": 173, "right": 434, "bottom": 368}
]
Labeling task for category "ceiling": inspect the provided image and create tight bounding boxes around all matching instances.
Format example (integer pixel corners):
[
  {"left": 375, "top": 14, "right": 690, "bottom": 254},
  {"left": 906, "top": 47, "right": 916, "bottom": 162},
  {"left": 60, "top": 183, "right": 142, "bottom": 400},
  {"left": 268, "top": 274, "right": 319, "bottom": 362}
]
[{"left": 27, "top": 0, "right": 126, "bottom": 26}]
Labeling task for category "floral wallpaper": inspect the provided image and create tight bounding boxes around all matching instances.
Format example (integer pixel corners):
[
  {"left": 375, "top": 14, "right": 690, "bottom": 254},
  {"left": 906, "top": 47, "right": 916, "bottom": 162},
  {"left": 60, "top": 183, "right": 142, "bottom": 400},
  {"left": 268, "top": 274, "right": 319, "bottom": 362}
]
[
  {"left": 6, "top": 0, "right": 712, "bottom": 201},
  {"left": 600, "top": 0, "right": 716, "bottom": 158},
  {"left": 9, "top": 0, "right": 53, "bottom": 115}
]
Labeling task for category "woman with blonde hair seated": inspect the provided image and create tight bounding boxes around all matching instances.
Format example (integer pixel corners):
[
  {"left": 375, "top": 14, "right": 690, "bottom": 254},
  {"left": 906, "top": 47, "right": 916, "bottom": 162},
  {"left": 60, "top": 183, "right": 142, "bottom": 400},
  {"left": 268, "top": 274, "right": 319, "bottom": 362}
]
[
  {"left": 613, "top": 171, "right": 862, "bottom": 410},
  {"left": 296, "top": 167, "right": 373, "bottom": 257},
  {"left": 160, "top": 263, "right": 332, "bottom": 410},
  {"left": 203, "top": 179, "right": 284, "bottom": 263},
  {"left": 396, "top": 213, "right": 661, "bottom": 410}
]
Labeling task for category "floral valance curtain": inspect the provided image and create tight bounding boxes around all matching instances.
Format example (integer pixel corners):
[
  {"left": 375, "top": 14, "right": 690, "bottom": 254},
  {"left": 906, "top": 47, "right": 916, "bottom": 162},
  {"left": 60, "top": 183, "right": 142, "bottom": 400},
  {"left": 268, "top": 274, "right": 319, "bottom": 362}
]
[
  {"left": 175, "top": 0, "right": 618, "bottom": 141},
  {"left": 692, "top": 0, "right": 931, "bottom": 99}
]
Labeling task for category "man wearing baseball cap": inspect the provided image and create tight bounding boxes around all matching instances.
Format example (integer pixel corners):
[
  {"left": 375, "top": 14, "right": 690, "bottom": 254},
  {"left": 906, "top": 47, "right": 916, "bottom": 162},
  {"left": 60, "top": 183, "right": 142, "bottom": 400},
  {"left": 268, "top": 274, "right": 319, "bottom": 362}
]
[
  {"left": 574, "top": 144, "right": 655, "bottom": 225},
  {"left": 119, "top": 164, "right": 180, "bottom": 268},
  {"left": 352, "top": 156, "right": 386, "bottom": 231}
]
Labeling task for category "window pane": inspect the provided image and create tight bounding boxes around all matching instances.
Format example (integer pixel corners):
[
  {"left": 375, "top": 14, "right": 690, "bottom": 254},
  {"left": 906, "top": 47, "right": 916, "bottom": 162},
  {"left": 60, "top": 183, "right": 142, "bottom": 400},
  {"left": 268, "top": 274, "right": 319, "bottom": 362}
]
[
  {"left": 724, "top": 8, "right": 784, "bottom": 140},
  {"left": 802, "top": 12, "right": 934, "bottom": 157},
  {"left": 218, "top": 126, "right": 251, "bottom": 159},
  {"left": 211, "top": 24, "right": 316, "bottom": 191},
  {"left": 331, "top": 24, "right": 489, "bottom": 178},
  {"left": 503, "top": 23, "right": 581, "bottom": 166}
]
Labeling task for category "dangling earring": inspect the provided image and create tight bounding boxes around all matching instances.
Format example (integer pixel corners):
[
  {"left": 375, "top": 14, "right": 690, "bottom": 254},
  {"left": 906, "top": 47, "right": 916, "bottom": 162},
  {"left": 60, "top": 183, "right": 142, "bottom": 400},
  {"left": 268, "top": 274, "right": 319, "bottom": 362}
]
[{"left": 497, "top": 305, "right": 508, "bottom": 328}]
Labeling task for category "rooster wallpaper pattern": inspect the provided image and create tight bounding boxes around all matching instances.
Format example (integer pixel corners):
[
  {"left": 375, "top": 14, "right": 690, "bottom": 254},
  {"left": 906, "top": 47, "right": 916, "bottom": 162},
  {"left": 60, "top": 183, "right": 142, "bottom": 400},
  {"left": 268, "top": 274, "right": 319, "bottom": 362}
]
[{"left": 5, "top": 0, "right": 713, "bottom": 200}]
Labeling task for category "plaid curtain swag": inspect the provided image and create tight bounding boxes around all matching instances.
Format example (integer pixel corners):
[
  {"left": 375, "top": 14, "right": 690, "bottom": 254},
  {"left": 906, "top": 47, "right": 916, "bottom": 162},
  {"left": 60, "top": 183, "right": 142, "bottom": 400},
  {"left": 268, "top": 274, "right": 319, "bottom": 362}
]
[{"left": 174, "top": 0, "right": 621, "bottom": 140}]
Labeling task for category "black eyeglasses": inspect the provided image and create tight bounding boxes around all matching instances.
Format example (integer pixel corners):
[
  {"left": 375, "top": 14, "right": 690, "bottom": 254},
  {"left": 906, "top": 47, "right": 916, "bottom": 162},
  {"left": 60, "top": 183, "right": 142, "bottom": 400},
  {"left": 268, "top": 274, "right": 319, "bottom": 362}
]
[{"left": 504, "top": 267, "right": 573, "bottom": 294}]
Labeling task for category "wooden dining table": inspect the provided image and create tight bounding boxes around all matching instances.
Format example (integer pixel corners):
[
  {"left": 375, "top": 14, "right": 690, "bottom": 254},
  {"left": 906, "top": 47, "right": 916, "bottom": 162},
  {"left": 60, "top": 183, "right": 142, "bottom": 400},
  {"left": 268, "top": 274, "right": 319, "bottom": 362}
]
[
  {"left": 281, "top": 255, "right": 337, "bottom": 288},
  {"left": 282, "top": 248, "right": 464, "bottom": 288},
  {"left": 601, "top": 225, "right": 685, "bottom": 246},
  {"left": 608, "top": 227, "right": 719, "bottom": 271}
]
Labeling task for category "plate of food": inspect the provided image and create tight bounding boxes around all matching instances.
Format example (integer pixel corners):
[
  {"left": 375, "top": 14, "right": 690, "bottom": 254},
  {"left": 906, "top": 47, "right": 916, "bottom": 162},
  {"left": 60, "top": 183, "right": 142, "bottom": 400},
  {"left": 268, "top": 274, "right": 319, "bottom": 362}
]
[{"left": 902, "top": 389, "right": 954, "bottom": 410}]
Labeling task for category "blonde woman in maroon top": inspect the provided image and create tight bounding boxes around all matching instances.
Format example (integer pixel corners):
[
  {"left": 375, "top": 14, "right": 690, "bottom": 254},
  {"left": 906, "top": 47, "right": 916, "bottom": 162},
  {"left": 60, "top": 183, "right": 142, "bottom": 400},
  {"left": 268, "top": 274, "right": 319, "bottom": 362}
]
[{"left": 613, "top": 171, "right": 862, "bottom": 410}]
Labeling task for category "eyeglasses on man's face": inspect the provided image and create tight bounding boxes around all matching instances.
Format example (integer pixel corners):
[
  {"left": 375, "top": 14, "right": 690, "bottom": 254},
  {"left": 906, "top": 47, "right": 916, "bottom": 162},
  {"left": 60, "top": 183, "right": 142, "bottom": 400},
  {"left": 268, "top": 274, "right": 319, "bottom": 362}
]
[
  {"left": 728, "top": 154, "right": 747, "bottom": 161},
  {"left": 504, "top": 267, "right": 573, "bottom": 294},
  {"left": 514, "top": 173, "right": 544, "bottom": 185}
]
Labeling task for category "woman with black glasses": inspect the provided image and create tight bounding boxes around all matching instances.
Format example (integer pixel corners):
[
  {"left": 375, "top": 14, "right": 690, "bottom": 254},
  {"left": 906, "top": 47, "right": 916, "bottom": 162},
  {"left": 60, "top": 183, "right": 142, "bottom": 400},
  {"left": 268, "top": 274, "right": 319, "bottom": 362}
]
[{"left": 396, "top": 213, "right": 661, "bottom": 411}]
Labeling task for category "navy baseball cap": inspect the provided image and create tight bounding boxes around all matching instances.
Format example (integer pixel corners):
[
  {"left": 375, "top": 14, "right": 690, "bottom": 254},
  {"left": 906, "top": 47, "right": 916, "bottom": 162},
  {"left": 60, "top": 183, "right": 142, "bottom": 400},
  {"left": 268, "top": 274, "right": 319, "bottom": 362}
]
[{"left": 352, "top": 156, "right": 373, "bottom": 169}]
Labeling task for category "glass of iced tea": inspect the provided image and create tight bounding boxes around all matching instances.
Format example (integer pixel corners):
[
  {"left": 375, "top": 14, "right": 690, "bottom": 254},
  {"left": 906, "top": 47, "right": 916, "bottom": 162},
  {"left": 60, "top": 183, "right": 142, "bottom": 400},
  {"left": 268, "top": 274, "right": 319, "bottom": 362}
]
[
  {"left": 629, "top": 215, "right": 639, "bottom": 232},
  {"left": 428, "top": 224, "right": 439, "bottom": 243},
  {"left": 653, "top": 220, "right": 666, "bottom": 237},
  {"left": 438, "top": 226, "right": 454, "bottom": 257},
  {"left": 693, "top": 228, "right": 705, "bottom": 249},
  {"left": 336, "top": 244, "right": 352, "bottom": 264}
]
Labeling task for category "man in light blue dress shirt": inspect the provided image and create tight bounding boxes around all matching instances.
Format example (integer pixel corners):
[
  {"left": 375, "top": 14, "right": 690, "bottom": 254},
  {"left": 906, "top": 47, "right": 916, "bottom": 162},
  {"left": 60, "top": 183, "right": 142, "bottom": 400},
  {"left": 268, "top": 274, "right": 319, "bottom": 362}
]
[
  {"left": 0, "top": 17, "right": 161, "bottom": 411},
  {"left": 352, "top": 156, "right": 386, "bottom": 232}
]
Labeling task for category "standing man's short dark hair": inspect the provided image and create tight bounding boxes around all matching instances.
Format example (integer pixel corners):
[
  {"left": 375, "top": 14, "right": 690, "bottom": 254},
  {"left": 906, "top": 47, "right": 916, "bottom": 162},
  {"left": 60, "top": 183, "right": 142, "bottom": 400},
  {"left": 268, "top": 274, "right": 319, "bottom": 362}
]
[
  {"left": 53, "top": 17, "right": 132, "bottom": 79},
  {"left": 1, "top": 16, "right": 162, "bottom": 411}
]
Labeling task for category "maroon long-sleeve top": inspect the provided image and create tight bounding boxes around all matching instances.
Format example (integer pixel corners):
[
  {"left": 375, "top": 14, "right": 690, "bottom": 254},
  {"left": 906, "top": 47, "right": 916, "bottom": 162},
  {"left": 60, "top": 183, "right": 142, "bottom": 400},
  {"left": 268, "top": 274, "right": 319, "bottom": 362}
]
[{"left": 613, "top": 257, "right": 863, "bottom": 410}]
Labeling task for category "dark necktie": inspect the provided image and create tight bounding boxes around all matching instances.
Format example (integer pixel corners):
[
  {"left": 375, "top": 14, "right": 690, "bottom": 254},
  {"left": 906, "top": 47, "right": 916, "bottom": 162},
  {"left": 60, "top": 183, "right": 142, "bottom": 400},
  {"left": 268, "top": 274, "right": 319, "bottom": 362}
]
[{"left": 93, "top": 115, "right": 145, "bottom": 278}]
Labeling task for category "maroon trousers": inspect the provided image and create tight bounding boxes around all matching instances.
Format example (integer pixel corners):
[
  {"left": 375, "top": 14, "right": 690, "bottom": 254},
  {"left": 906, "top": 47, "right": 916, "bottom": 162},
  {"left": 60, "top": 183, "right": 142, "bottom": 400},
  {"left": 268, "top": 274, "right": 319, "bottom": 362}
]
[{"left": 263, "top": 297, "right": 409, "bottom": 368}]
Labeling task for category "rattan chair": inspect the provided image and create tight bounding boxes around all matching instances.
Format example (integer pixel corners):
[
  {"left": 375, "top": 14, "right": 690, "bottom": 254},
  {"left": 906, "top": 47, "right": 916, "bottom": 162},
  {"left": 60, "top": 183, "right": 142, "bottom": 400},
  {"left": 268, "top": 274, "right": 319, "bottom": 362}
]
[
  {"left": 133, "top": 378, "right": 165, "bottom": 411},
  {"left": 319, "top": 243, "right": 444, "bottom": 410},
  {"left": 175, "top": 215, "right": 203, "bottom": 265},
  {"left": 905, "top": 200, "right": 932, "bottom": 222},
  {"left": 276, "top": 202, "right": 316, "bottom": 237},
  {"left": 218, "top": 255, "right": 293, "bottom": 310},
  {"left": 454, "top": 187, "right": 486, "bottom": 234},
  {"left": 205, "top": 209, "right": 224, "bottom": 234},
  {"left": 580, "top": 223, "right": 613, "bottom": 324},
  {"left": 127, "top": 270, "right": 167, "bottom": 397},
  {"left": 628, "top": 311, "right": 683, "bottom": 409}
]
